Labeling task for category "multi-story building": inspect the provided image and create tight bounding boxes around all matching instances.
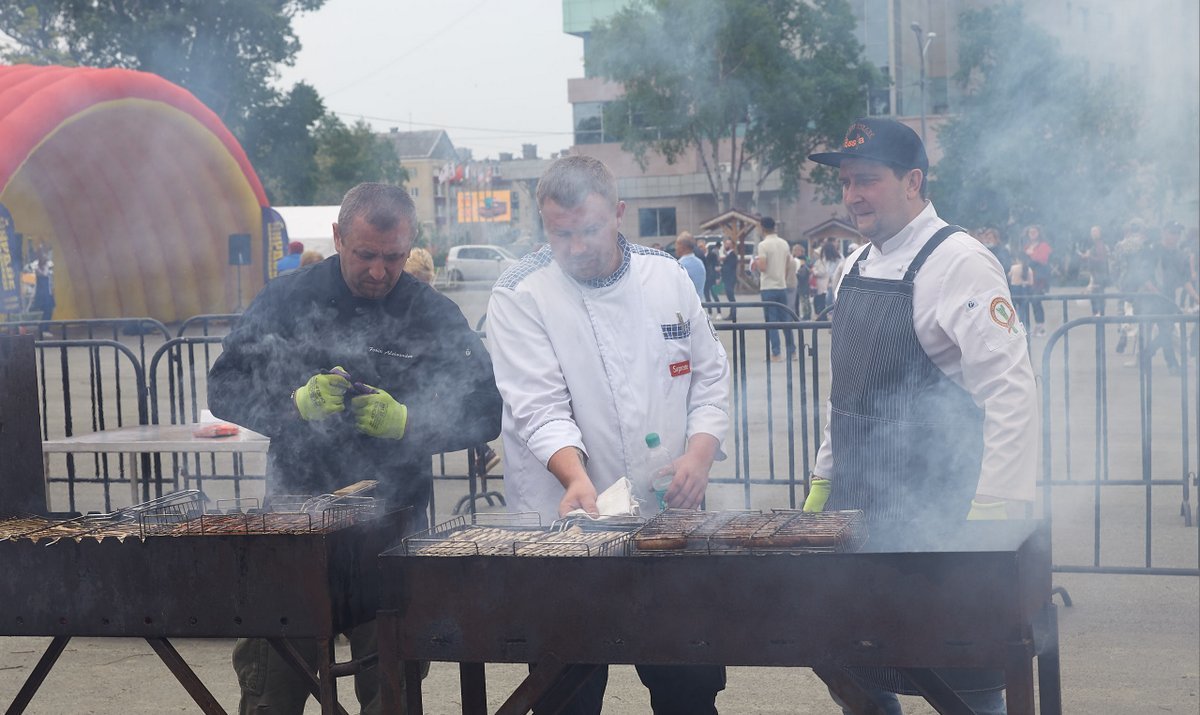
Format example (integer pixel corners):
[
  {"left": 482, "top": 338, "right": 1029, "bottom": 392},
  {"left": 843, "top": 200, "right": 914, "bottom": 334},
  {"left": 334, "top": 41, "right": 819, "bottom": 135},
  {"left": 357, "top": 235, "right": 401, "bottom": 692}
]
[
  {"left": 563, "top": 0, "right": 1199, "bottom": 244},
  {"left": 382, "top": 128, "right": 459, "bottom": 235},
  {"left": 562, "top": 0, "right": 889, "bottom": 247}
]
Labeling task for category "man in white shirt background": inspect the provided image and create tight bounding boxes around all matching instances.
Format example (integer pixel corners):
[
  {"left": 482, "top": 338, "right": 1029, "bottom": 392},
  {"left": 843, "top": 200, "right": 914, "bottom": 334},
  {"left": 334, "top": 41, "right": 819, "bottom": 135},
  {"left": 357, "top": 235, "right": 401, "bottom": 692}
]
[
  {"left": 801, "top": 118, "right": 1038, "bottom": 715},
  {"left": 752, "top": 216, "right": 796, "bottom": 361}
]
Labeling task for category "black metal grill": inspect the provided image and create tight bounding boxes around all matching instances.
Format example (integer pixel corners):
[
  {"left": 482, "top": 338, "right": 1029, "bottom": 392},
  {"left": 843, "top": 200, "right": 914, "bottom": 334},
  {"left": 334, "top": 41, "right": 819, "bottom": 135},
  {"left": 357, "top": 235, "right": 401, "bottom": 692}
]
[{"left": 376, "top": 518, "right": 1060, "bottom": 715}]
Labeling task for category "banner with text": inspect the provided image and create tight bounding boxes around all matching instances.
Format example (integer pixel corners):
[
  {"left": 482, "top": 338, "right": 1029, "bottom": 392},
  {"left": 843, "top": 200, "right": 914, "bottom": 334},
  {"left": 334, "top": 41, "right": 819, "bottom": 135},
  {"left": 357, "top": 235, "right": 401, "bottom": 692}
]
[
  {"left": 0, "top": 204, "right": 21, "bottom": 313},
  {"left": 263, "top": 207, "right": 288, "bottom": 281}
]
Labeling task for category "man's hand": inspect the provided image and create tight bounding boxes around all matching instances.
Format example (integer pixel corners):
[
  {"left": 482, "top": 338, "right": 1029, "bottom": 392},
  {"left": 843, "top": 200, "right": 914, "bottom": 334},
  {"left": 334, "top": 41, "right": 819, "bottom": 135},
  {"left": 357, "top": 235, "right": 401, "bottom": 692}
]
[
  {"left": 803, "top": 478, "right": 831, "bottom": 512},
  {"left": 349, "top": 387, "right": 408, "bottom": 439},
  {"left": 559, "top": 478, "right": 599, "bottom": 518},
  {"left": 294, "top": 368, "right": 352, "bottom": 421},
  {"left": 548, "top": 446, "right": 597, "bottom": 517},
  {"left": 660, "top": 434, "right": 719, "bottom": 509}
]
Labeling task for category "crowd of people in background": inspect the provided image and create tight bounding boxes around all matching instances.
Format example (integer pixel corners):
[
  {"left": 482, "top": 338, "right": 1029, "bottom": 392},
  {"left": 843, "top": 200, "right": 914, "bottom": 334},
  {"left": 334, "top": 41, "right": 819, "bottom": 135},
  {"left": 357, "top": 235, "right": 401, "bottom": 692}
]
[
  {"left": 963, "top": 219, "right": 1199, "bottom": 375},
  {"left": 272, "top": 212, "right": 1198, "bottom": 380},
  {"left": 659, "top": 216, "right": 1197, "bottom": 376}
]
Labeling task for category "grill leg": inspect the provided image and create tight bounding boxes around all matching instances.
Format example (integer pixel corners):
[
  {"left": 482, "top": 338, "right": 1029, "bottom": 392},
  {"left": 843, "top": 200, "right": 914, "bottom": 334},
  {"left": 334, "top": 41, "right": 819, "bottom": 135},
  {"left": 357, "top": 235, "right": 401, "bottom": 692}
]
[
  {"left": 495, "top": 654, "right": 595, "bottom": 715},
  {"left": 144, "top": 637, "right": 227, "bottom": 715},
  {"left": 899, "top": 668, "right": 974, "bottom": 715},
  {"left": 1036, "top": 604, "right": 1063, "bottom": 715},
  {"left": 266, "top": 638, "right": 351, "bottom": 715},
  {"left": 1005, "top": 646, "right": 1036, "bottom": 715},
  {"left": 316, "top": 637, "right": 337, "bottom": 715},
  {"left": 811, "top": 664, "right": 888, "bottom": 715},
  {"left": 4, "top": 636, "right": 70, "bottom": 715},
  {"left": 532, "top": 664, "right": 602, "bottom": 714},
  {"left": 460, "top": 662, "right": 487, "bottom": 714},
  {"left": 375, "top": 611, "right": 419, "bottom": 714}
]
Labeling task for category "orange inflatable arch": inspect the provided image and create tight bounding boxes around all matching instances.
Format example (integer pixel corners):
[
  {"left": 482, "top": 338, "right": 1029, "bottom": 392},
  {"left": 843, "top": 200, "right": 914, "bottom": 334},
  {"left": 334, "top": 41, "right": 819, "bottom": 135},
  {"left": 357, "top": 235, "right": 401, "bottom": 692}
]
[{"left": 0, "top": 64, "right": 270, "bottom": 322}]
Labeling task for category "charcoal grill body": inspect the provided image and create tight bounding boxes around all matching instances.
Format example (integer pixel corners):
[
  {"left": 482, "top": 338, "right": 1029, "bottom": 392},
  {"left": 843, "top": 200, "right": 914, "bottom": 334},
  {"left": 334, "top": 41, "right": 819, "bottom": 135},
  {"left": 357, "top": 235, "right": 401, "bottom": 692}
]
[
  {"left": 1, "top": 507, "right": 411, "bottom": 715},
  {"left": 377, "top": 520, "right": 1059, "bottom": 715}
]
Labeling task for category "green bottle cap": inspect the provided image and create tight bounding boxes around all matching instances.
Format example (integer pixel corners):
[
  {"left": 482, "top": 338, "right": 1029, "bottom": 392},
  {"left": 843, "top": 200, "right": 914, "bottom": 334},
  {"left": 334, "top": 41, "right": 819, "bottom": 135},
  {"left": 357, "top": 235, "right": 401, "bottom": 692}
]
[{"left": 645, "top": 433, "right": 661, "bottom": 448}]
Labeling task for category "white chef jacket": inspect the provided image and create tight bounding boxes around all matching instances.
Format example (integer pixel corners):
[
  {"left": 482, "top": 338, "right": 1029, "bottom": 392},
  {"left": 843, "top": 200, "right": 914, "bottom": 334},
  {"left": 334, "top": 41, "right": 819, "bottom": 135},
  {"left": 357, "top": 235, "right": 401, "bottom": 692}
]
[
  {"left": 812, "top": 203, "right": 1039, "bottom": 502},
  {"left": 488, "top": 238, "right": 731, "bottom": 523}
]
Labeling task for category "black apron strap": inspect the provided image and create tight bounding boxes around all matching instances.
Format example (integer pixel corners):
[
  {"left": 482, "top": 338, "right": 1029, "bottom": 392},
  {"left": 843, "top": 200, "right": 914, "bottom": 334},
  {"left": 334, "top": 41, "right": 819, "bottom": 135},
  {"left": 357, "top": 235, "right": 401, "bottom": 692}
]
[
  {"left": 902, "top": 224, "right": 966, "bottom": 282},
  {"left": 848, "top": 245, "right": 871, "bottom": 276}
]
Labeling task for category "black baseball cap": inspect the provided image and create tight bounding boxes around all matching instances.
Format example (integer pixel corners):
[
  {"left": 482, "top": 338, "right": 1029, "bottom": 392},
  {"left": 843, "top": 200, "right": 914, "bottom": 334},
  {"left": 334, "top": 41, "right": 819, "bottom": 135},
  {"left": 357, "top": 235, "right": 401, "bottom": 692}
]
[{"left": 809, "top": 118, "right": 929, "bottom": 174}]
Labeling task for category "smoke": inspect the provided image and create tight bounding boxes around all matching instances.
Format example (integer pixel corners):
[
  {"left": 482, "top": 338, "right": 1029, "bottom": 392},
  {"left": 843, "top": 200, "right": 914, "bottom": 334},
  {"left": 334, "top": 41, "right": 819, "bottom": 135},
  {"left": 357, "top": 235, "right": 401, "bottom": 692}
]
[{"left": 932, "top": 2, "right": 1199, "bottom": 249}]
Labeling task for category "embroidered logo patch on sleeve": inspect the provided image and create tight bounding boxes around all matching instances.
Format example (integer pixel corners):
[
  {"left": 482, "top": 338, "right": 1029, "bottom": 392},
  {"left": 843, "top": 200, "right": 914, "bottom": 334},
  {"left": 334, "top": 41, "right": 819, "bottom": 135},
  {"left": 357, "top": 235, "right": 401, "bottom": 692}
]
[{"left": 989, "top": 296, "right": 1021, "bottom": 335}]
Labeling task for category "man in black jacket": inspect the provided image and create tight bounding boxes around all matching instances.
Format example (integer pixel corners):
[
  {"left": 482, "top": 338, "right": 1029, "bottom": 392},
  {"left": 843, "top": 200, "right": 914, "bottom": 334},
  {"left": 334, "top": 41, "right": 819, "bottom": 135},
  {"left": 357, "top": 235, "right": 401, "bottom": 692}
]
[{"left": 208, "top": 182, "right": 502, "bottom": 714}]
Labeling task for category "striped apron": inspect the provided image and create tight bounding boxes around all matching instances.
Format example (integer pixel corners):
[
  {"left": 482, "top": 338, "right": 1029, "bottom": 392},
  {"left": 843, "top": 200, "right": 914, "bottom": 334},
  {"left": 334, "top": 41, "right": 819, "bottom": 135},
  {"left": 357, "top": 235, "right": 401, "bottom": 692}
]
[{"left": 826, "top": 225, "right": 1002, "bottom": 696}]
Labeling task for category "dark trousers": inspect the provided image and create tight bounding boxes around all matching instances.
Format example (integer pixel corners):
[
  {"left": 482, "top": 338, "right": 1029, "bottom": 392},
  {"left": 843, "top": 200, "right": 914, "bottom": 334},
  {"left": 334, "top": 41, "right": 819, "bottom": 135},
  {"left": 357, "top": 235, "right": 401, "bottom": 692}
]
[
  {"left": 532, "top": 663, "right": 726, "bottom": 715},
  {"left": 1010, "top": 285, "right": 1032, "bottom": 332},
  {"left": 1029, "top": 289, "right": 1046, "bottom": 325},
  {"left": 232, "top": 621, "right": 427, "bottom": 715},
  {"left": 722, "top": 276, "right": 737, "bottom": 319},
  {"left": 703, "top": 277, "right": 719, "bottom": 312},
  {"left": 1135, "top": 295, "right": 1180, "bottom": 369},
  {"left": 813, "top": 292, "right": 828, "bottom": 318},
  {"left": 761, "top": 288, "right": 795, "bottom": 356}
]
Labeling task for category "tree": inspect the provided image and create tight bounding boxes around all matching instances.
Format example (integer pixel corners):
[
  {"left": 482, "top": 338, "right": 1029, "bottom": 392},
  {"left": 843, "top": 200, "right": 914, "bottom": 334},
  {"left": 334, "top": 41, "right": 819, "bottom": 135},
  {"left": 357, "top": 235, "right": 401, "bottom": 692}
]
[
  {"left": 240, "top": 82, "right": 326, "bottom": 205},
  {"left": 311, "top": 116, "right": 407, "bottom": 205},
  {"left": 0, "top": 1, "right": 323, "bottom": 131},
  {"left": 931, "top": 5, "right": 1144, "bottom": 248},
  {"left": 0, "top": 1, "right": 392, "bottom": 205},
  {"left": 587, "top": 0, "right": 876, "bottom": 212}
]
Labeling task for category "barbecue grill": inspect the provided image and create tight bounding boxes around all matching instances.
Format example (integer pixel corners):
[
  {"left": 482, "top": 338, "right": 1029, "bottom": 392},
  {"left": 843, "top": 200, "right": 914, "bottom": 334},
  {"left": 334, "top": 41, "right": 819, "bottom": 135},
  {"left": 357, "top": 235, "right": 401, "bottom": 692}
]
[
  {"left": 0, "top": 490, "right": 414, "bottom": 715},
  {"left": 376, "top": 511, "right": 1060, "bottom": 715}
]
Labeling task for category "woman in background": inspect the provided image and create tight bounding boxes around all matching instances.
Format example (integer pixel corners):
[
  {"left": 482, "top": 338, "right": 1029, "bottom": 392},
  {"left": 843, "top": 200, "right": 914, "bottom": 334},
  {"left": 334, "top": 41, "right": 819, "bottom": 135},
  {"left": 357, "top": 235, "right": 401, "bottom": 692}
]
[
  {"left": 1023, "top": 225, "right": 1052, "bottom": 335},
  {"left": 1009, "top": 251, "right": 1034, "bottom": 331},
  {"left": 811, "top": 241, "right": 840, "bottom": 317}
]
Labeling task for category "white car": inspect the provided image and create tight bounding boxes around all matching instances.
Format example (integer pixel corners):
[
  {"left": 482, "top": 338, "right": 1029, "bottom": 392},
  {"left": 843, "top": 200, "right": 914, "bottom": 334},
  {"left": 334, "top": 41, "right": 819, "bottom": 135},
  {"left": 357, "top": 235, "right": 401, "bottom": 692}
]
[{"left": 444, "top": 244, "right": 519, "bottom": 282}]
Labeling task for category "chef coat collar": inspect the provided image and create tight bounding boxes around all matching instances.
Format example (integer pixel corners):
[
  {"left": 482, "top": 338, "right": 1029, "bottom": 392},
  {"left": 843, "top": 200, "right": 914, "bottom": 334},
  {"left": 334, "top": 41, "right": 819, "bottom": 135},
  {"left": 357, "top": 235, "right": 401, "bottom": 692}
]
[
  {"left": 578, "top": 234, "right": 632, "bottom": 289},
  {"left": 874, "top": 201, "right": 939, "bottom": 256}
]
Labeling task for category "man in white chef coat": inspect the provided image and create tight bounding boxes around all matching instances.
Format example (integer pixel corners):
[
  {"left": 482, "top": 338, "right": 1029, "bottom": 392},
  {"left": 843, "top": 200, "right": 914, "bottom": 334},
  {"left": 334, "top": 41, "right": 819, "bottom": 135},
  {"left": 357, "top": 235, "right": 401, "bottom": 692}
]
[
  {"left": 803, "top": 118, "right": 1039, "bottom": 714},
  {"left": 488, "top": 154, "right": 731, "bottom": 714}
]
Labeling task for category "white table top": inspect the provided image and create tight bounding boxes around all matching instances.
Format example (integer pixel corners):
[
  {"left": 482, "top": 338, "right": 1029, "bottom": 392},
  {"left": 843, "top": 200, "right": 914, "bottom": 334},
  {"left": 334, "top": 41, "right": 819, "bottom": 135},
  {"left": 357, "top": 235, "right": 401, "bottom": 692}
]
[{"left": 41, "top": 423, "right": 270, "bottom": 454}]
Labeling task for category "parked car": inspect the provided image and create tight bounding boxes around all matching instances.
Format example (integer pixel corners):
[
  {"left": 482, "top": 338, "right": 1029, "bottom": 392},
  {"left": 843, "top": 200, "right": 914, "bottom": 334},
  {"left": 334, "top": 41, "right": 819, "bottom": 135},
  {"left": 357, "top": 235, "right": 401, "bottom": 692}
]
[{"left": 444, "top": 244, "right": 520, "bottom": 282}]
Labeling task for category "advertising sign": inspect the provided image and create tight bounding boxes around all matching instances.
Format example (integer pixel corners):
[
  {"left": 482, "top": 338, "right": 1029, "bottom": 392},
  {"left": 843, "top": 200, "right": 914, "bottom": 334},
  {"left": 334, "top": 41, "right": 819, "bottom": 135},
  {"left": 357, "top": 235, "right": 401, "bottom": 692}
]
[
  {"left": 457, "top": 190, "right": 512, "bottom": 223},
  {"left": 0, "top": 204, "right": 20, "bottom": 313},
  {"left": 262, "top": 207, "right": 288, "bottom": 280}
]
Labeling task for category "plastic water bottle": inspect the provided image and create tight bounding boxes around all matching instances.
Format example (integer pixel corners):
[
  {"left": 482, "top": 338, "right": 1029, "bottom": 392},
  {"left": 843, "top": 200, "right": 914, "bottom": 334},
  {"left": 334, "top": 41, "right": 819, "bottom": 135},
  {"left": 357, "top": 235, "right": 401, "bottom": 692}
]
[{"left": 644, "top": 433, "right": 675, "bottom": 511}]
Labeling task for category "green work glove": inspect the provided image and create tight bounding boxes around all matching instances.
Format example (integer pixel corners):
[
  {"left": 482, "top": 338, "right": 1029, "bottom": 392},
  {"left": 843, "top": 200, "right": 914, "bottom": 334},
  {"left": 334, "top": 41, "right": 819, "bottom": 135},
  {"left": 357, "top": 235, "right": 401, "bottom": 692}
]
[
  {"left": 350, "top": 387, "right": 408, "bottom": 440},
  {"left": 294, "top": 367, "right": 352, "bottom": 421},
  {"left": 967, "top": 499, "right": 1008, "bottom": 520},
  {"left": 803, "top": 478, "right": 831, "bottom": 513}
]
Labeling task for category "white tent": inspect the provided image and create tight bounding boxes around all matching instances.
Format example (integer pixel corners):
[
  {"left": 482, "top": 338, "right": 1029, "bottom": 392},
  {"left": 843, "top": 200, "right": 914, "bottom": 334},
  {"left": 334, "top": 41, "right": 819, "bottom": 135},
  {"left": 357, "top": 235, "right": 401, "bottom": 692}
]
[{"left": 274, "top": 206, "right": 340, "bottom": 257}]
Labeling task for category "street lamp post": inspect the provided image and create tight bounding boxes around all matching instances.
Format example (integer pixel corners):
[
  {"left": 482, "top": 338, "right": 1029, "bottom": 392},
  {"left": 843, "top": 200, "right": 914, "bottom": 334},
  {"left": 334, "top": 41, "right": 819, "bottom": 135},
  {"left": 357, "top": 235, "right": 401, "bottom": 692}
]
[{"left": 910, "top": 22, "right": 936, "bottom": 145}]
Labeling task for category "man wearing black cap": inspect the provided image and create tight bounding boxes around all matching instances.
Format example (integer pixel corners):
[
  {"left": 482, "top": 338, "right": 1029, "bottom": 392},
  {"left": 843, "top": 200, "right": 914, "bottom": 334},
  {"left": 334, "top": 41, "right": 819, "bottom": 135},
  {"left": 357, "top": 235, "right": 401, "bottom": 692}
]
[{"left": 801, "top": 118, "right": 1038, "bottom": 714}]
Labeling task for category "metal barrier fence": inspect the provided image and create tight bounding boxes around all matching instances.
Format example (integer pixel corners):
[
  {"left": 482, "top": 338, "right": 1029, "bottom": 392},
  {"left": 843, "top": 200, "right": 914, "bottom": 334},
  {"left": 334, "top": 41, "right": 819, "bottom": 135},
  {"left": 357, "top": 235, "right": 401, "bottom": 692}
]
[
  {"left": 708, "top": 316, "right": 828, "bottom": 510},
  {"left": 1041, "top": 313, "right": 1200, "bottom": 576},
  {"left": 34, "top": 338, "right": 148, "bottom": 512},
  {"left": 175, "top": 313, "right": 241, "bottom": 337},
  {"left": 24, "top": 297, "right": 1200, "bottom": 577}
]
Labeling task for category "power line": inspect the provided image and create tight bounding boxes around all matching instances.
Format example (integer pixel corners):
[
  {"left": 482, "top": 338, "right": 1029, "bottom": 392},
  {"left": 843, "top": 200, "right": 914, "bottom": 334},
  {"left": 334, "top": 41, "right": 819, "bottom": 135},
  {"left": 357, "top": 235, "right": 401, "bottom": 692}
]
[
  {"left": 330, "top": 109, "right": 573, "bottom": 136},
  {"left": 324, "top": 0, "right": 490, "bottom": 97}
]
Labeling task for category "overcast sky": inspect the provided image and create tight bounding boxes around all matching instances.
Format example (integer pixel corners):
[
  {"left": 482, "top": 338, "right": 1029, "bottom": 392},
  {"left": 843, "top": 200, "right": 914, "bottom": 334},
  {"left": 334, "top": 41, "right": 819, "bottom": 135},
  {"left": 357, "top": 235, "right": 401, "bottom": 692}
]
[{"left": 278, "top": 0, "right": 585, "bottom": 161}]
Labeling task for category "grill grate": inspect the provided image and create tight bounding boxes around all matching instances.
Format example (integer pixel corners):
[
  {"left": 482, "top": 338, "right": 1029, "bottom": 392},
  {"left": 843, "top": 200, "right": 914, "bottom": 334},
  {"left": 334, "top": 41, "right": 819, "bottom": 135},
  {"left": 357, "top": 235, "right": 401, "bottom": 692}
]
[
  {"left": 632, "top": 509, "right": 866, "bottom": 554},
  {"left": 402, "top": 513, "right": 635, "bottom": 557},
  {"left": 0, "top": 490, "right": 382, "bottom": 542}
]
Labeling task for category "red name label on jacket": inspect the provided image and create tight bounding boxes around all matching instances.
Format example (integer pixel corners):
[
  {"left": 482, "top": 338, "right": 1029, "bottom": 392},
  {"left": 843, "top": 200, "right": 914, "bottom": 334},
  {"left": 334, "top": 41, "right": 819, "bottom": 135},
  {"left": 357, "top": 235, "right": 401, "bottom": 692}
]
[{"left": 669, "top": 360, "right": 691, "bottom": 377}]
